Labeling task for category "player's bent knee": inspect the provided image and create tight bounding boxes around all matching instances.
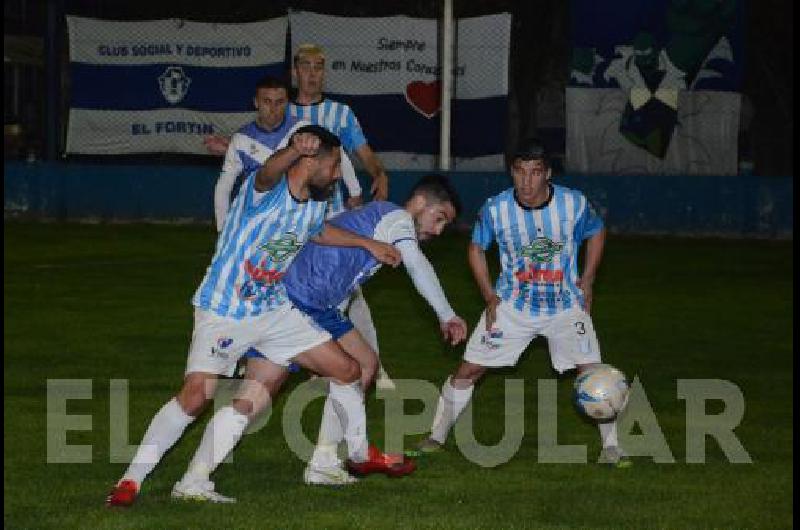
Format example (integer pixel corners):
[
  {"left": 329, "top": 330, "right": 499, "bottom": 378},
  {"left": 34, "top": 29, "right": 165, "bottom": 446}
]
[
  {"left": 453, "top": 362, "right": 486, "bottom": 387},
  {"left": 232, "top": 398, "right": 257, "bottom": 416},
  {"left": 176, "top": 389, "right": 210, "bottom": 417},
  {"left": 177, "top": 372, "right": 217, "bottom": 416},
  {"left": 337, "top": 358, "right": 362, "bottom": 384},
  {"left": 359, "top": 355, "right": 378, "bottom": 379},
  {"left": 233, "top": 379, "right": 271, "bottom": 417}
]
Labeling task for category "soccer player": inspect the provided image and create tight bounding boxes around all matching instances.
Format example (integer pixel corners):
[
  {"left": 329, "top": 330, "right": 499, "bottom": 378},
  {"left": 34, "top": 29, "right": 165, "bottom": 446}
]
[
  {"left": 209, "top": 75, "right": 362, "bottom": 232},
  {"left": 281, "top": 174, "right": 468, "bottom": 485},
  {"left": 172, "top": 176, "right": 467, "bottom": 493},
  {"left": 106, "top": 125, "right": 401, "bottom": 507},
  {"left": 415, "top": 139, "right": 631, "bottom": 467},
  {"left": 206, "top": 45, "right": 394, "bottom": 388}
]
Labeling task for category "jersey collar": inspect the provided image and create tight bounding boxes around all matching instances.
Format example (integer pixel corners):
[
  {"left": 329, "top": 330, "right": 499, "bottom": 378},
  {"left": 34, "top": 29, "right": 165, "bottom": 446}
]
[
  {"left": 254, "top": 114, "right": 287, "bottom": 133},
  {"left": 291, "top": 96, "right": 326, "bottom": 107},
  {"left": 514, "top": 184, "right": 554, "bottom": 211},
  {"left": 285, "top": 174, "right": 310, "bottom": 203}
]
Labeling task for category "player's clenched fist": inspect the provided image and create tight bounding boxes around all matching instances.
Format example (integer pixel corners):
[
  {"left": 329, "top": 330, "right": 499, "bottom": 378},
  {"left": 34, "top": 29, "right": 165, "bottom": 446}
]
[{"left": 291, "top": 132, "right": 321, "bottom": 157}]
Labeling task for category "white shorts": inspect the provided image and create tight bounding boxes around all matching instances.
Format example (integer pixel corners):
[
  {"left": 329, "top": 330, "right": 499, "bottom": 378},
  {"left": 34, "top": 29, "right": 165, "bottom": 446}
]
[
  {"left": 186, "top": 304, "right": 331, "bottom": 376},
  {"left": 463, "top": 302, "right": 601, "bottom": 373}
]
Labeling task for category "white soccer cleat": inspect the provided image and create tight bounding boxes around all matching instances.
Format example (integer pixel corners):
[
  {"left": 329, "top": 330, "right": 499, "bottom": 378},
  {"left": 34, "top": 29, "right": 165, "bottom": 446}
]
[
  {"left": 171, "top": 478, "right": 237, "bottom": 503},
  {"left": 303, "top": 465, "right": 359, "bottom": 486}
]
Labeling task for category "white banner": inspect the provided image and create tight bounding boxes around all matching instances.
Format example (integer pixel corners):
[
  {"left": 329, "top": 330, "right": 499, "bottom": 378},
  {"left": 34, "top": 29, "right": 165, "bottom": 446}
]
[
  {"left": 566, "top": 88, "right": 741, "bottom": 175},
  {"left": 66, "top": 16, "right": 287, "bottom": 155},
  {"left": 290, "top": 11, "right": 511, "bottom": 170}
]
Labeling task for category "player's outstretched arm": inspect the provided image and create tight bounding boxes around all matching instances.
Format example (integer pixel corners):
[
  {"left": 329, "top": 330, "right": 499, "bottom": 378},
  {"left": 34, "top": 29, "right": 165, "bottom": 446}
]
[
  {"left": 395, "top": 239, "right": 467, "bottom": 345},
  {"left": 355, "top": 144, "right": 389, "bottom": 201},
  {"left": 577, "top": 227, "right": 607, "bottom": 314},
  {"left": 213, "top": 138, "right": 243, "bottom": 231},
  {"left": 468, "top": 242, "right": 501, "bottom": 331},
  {"left": 313, "top": 224, "right": 401, "bottom": 267}
]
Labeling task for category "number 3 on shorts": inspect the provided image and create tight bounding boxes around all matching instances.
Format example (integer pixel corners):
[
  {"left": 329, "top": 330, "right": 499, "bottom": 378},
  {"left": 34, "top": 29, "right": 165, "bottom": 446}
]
[{"left": 574, "top": 321, "right": 586, "bottom": 335}]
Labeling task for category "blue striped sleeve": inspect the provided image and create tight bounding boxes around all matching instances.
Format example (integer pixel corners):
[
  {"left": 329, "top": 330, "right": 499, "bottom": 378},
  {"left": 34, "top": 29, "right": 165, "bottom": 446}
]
[
  {"left": 471, "top": 200, "right": 495, "bottom": 250},
  {"left": 340, "top": 106, "right": 368, "bottom": 153},
  {"left": 574, "top": 195, "right": 604, "bottom": 241}
]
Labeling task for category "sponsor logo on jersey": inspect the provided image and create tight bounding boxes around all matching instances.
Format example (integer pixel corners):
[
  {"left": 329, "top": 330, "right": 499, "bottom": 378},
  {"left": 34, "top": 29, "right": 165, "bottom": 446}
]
[
  {"left": 259, "top": 232, "right": 302, "bottom": 262},
  {"left": 211, "top": 336, "right": 233, "bottom": 359},
  {"left": 239, "top": 256, "right": 287, "bottom": 306},
  {"left": 481, "top": 327, "right": 503, "bottom": 350},
  {"left": 515, "top": 267, "right": 564, "bottom": 284},
  {"left": 519, "top": 237, "right": 564, "bottom": 263},
  {"left": 243, "top": 258, "right": 285, "bottom": 284}
]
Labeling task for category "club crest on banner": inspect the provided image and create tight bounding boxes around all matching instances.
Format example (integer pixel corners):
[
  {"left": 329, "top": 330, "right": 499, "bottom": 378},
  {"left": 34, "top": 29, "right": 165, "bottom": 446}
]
[{"left": 158, "top": 66, "right": 192, "bottom": 105}]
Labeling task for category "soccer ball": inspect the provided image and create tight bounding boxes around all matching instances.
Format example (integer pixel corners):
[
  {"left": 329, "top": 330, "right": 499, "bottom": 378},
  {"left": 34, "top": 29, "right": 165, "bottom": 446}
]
[{"left": 573, "top": 364, "right": 630, "bottom": 421}]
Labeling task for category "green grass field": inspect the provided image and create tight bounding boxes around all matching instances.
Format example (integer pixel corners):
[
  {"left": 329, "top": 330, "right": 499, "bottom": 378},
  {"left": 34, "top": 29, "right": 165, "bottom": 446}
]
[{"left": 4, "top": 222, "right": 793, "bottom": 529}]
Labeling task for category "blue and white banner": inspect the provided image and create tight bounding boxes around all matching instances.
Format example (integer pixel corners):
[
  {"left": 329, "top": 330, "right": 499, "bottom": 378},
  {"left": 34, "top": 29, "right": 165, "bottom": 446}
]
[
  {"left": 290, "top": 11, "right": 511, "bottom": 170},
  {"left": 66, "top": 16, "right": 287, "bottom": 154}
]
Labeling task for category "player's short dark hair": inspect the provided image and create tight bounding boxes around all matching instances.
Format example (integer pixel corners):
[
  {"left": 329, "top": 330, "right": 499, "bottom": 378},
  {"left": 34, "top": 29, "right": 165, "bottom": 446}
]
[
  {"left": 513, "top": 137, "right": 549, "bottom": 165},
  {"left": 255, "top": 75, "right": 289, "bottom": 93},
  {"left": 408, "top": 174, "right": 462, "bottom": 217},
  {"left": 292, "top": 124, "right": 341, "bottom": 156}
]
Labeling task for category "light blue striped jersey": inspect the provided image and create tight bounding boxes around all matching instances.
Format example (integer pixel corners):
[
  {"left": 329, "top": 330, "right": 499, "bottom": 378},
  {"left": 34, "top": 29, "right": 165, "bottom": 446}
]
[
  {"left": 289, "top": 98, "right": 368, "bottom": 219},
  {"left": 472, "top": 185, "right": 604, "bottom": 316},
  {"left": 193, "top": 171, "right": 327, "bottom": 319},
  {"left": 226, "top": 115, "right": 303, "bottom": 179},
  {"left": 283, "top": 201, "right": 412, "bottom": 310}
]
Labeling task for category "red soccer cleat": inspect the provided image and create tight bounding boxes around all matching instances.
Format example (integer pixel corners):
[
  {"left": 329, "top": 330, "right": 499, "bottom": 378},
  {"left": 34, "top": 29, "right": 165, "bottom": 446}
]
[
  {"left": 346, "top": 445, "right": 416, "bottom": 478},
  {"left": 106, "top": 479, "right": 139, "bottom": 507}
]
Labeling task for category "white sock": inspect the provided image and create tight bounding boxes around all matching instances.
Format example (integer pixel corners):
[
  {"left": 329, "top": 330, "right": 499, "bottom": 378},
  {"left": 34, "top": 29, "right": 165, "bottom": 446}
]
[
  {"left": 430, "top": 377, "right": 474, "bottom": 444},
  {"left": 598, "top": 420, "right": 619, "bottom": 449},
  {"left": 182, "top": 405, "right": 249, "bottom": 483},
  {"left": 122, "top": 397, "right": 194, "bottom": 485},
  {"left": 309, "top": 394, "right": 345, "bottom": 469},
  {"left": 328, "top": 381, "right": 368, "bottom": 462}
]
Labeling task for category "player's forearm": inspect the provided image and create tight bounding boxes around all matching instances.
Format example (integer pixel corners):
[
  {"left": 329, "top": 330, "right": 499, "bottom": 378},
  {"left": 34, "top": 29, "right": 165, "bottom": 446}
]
[
  {"left": 256, "top": 145, "right": 300, "bottom": 191},
  {"left": 582, "top": 228, "right": 606, "bottom": 280},
  {"left": 468, "top": 243, "right": 496, "bottom": 303},
  {"left": 313, "top": 224, "right": 374, "bottom": 250},
  {"left": 356, "top": 145, "right": 388, "bottom": 185},
  {"left": 396, "top": 240, "right": 456, "bottom": 322},
  {"left": 213, "top": 181, "right": 231, "bottom": 231},
  {"left": 213, "top": 171, "right": 237, "bottom": 231}
]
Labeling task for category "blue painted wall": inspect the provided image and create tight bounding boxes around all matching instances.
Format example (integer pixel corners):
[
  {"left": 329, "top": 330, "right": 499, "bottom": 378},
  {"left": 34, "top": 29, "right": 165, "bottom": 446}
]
[{"left": 4, "top": 162, "right": 792, "bottom": 238}]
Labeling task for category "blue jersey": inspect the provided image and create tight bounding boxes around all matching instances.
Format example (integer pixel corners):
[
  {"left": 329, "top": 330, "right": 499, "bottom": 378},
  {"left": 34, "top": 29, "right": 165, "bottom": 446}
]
[
  {"left": 225, "top": 116, "right": 303, "bottom": 180},
  {"left": 472, "top": 185, "right": 604, "bottom": 316},
  {"left": 289, "top": 99, "right": 368, "bottom": 219},
  {"left": 283, "top": 201, "right": 414, "bottom": 310},
  {"left": 193, "top": 171, "right": 327, "bottom": 319}
]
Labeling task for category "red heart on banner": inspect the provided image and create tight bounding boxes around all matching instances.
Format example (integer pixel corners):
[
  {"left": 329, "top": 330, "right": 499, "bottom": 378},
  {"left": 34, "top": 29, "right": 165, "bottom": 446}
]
[{"left": 405, "top": 80, "right": 441, "bottom": 119}]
